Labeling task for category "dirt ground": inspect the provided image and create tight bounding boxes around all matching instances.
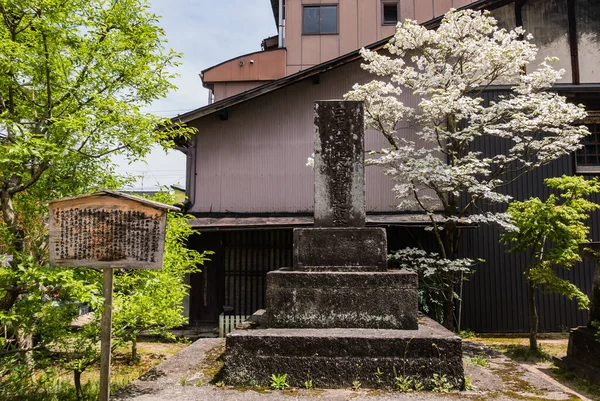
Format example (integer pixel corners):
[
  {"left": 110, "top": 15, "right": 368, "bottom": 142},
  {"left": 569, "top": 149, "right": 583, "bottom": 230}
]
[{"left": 112, "top": 338, "right": 594, "bottom": 401}]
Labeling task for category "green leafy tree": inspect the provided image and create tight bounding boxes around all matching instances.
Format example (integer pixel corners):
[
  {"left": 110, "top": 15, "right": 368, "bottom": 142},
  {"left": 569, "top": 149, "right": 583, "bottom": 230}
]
[
  {"left": 112, "top": 192, "right": 212, "bottom": 361},
  {"left": 501, "top": 175, "right": 599, "bottom": 351},
  {"left": 0, "top": 0, "right": 191, "bottom": 391}
]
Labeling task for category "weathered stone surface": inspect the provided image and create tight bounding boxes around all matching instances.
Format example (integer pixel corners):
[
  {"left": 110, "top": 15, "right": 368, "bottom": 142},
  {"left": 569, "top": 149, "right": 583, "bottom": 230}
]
[
  {"left": 265, "top": 270, "right": 418, "bottom": 329},
  {"left": 293, "top": 227, "right": 387, "bottom": 270},
  {"left": 554, "top": 326, "right": 600, "bottom": 382},
  {"left": 221, "top": 315, "right": 464, "bottom": 390},
  {"left": 578, "top": 242, "right": 600, "bottom": 325},
  {"left": 314, "top": 101, "right": 365, "bottom": 227}
]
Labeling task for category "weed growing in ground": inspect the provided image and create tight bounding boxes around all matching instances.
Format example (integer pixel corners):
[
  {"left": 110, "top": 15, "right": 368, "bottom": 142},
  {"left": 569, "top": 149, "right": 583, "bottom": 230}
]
[
  {"left": 431, "top": 373, "right": 453, "bottom": 392},
  {"left": 394, "top": 375, "right": 413, "bottom": 392},
  {"left": 269, "top": 373, "right": 289, "bottom": 390},
  {"left": 303, "top": 379, "right": 313, "bottom": 390},
  {"left": 458, "top": 330, "right": 476, "bottom": 339},
  {"left": 374, "top": 367, "right": 384, "bottom": 384},
  {"left": 504, "top": 344, "right": 551, "bottom": 361},
  {"left": 464, "top": 376, "right": 475, "bottom": 391},
  {"left": 351, "top": 380, "right": 362, "bottom": 391},
  {"left": 469, "top": 354, "right": 489, "bottom": 367}
]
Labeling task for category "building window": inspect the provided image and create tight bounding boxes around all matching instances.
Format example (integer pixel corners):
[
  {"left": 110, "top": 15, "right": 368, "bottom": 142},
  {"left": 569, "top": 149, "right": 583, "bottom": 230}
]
[
  {"left": 383, "top": 2, "right": 399, "bottom": 25},
  {"left": 575, "top": 122, "right": 600, "bottom": 173},
  {"left": 303, "top": 5, "right": 338, "bottom": 34}
]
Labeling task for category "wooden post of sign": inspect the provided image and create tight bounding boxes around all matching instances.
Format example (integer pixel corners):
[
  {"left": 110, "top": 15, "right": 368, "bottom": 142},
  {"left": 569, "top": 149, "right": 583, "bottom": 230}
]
[{"left": 99, "top": 268, "right": 114, "bottom": 401}]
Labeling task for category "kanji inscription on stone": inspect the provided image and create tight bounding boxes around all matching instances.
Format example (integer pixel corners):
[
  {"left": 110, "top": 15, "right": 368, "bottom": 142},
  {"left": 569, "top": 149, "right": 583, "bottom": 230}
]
[
  {"left": 48, "top": 191, "right": 176, "bottom": 269},
  {"left": 313, "top": 100, "right": 365, "bottom": 227}
]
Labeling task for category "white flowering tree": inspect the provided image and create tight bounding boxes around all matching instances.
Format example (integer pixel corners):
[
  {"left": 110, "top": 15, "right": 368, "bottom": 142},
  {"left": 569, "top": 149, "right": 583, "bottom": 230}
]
[{"left": 345, "top": 9, "right": 588, "bottom": 329}]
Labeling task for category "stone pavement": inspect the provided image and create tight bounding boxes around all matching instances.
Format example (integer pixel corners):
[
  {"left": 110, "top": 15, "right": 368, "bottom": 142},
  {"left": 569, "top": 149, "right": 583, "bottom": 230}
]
[{"left": 113, "top": 338, "right": 590, "bottom": 401}]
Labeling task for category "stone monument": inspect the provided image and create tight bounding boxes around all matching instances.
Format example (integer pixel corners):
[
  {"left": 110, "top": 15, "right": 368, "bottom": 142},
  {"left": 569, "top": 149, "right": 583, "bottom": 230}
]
[
  {"left": 554, "top": 242, "right": 600, "bottom": 382},
  {"left": 220, "top": 100, "right": 464, "bottom": 389}
]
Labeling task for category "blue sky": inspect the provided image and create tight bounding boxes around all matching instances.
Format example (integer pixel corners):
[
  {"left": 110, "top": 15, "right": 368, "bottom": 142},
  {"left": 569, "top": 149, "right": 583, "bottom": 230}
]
[{"left": 115, "top": 0, "right": 277, "bottom": 191}]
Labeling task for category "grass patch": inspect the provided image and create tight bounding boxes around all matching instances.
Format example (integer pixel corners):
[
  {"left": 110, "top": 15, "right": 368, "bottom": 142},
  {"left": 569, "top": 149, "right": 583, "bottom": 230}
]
[
  {"left": 2, "top": 341, "right": 186, "bottom": 401},
  {"left": 469, "top": 354, "right": 489, "bottom": 367},
  {"left": 470, "top": 337, "right": 566, "bottom": 362},
  {"left": 469, "top": 335, "right": 600, "bottom": 400},
  {"left": 550, "top": 367, "right": 600, "bottom": 401}
]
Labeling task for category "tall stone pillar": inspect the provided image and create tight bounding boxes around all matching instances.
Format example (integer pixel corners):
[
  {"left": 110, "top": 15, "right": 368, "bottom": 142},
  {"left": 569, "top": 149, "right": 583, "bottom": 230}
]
[{"left": 221, "top": 100, "right": 464, "bottom": 390}]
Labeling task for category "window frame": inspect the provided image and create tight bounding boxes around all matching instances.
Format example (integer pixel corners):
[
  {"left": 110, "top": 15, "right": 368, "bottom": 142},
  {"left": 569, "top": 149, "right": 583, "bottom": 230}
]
[
  {"left": 382, "top": 1, "right": 399, "bottom": 26},
  {"left": 574, "top": 113, "right": 600, "bottom": 174},
  {"left": 302, "top": 4, "right": 339, "bottom": 35}
]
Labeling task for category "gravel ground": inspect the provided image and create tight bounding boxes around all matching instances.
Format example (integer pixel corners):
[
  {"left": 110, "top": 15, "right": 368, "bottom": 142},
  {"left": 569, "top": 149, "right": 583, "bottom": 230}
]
[{"left": 113, "top": 338, "right": 590, "bottom": 401}]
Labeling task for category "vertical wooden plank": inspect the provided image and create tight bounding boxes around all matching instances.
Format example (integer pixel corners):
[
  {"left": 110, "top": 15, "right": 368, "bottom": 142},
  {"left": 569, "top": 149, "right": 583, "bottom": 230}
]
[
  {"left": 400, "top": 0, "right": 415, "bottom": 21},
  {"left": 358, "top": 0, "right": 377, "bottom": 47},
  {"left": 99, "top": 268, "right": 114, "bottom": 401},
  {"left": 415, "top": 0, "right": 433, "bottom": 23}
]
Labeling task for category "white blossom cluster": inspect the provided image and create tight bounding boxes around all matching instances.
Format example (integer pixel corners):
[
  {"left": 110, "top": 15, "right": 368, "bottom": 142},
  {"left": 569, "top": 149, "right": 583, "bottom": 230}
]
[
  {"left": 345, "top": 9, "right": 588, "bottom": 224},
  {"left": 389, "top": 247, "right": 474, "bottom": 276}
]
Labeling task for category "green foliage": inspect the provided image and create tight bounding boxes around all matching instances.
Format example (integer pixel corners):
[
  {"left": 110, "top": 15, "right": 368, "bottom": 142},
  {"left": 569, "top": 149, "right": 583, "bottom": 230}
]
[
  {"left": 112, "top": 192, "right": 211, "bottom": 360},
  {"left": 503, "top": 176, "right": 599, "bottom": 307},
  {"left": 303, "top": 379, "right": 313, "bottom": 390},
  {"left": 269, "top": 373, "right": 289, "bottom": 390},
  {"left": 0, "top": 0, "right": 193, "bottom": 396},
  {"left": 502, "top": 175, "right": 600, "bottom": 349},
  {"left": 469, "top": 355, "right": 488, "bottom": 367},
  {"left": 593, "top": 321, "right": 600, "bottom": 342},
  {"left": 394, "top": 375, "right": 413, "bottom": 392},
  {"left": 374, "top": 367, "right": 384, "bottom": 384},
  {"left": 458, "top": 329, "right": 476, "bottom": 339},
  {"left": 430, "top": 373, "right": 453, "bottom": 392},
  {"left": 351, "top": 380, "right": 361, "bottom": 391},
  {"left": 389, "top": 248, "right": 474, "bottom": 324},
  {"left": 464, "top": 376, "right": 474, "bottom": 391}
]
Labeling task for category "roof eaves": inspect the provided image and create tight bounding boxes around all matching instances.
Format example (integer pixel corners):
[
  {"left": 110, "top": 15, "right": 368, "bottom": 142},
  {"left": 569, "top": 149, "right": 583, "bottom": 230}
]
[
  {"left": 48, "top": 189, "right": 180, "bottom": 211},
  {"left": 173, "top": 0, "right": 514, "bottom": 125},
  {"left": 271, "top": 0, "right": 279, "bottom": 28}
]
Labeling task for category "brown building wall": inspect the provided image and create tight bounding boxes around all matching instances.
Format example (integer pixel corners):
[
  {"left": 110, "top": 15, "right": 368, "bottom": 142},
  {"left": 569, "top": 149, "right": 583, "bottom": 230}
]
[
  {"left": 285, "top": 0, "right": 476, "bottom": 73},
  {"left": 213, "top": 82, "right": 264, "bottom": 102},
  {"left": 189, "top": 59, "right": 436, "bottom": 214}
]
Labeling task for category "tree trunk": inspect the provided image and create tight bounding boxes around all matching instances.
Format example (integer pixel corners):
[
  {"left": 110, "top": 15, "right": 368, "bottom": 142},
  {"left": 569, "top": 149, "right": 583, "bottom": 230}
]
[
  {"left": 16, "top": 329, "right": 33, "bottom": 370},
  {"left": 74, "top": 370, "right": 83, "bottom": 400},
  {"left": 443, "top": 276, "right": 455, "bottom": 331},
  {"left": 131, "top": 336, "right": 137, "bottom": 362},
  {"left": 528, "top": 281, "right": 539, "bottom": 352}
]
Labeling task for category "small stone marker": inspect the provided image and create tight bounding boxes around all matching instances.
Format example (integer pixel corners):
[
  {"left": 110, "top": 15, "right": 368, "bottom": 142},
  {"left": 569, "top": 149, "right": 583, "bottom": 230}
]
[
  {"left": 313, "top": 100, "right": 365, "bottom": 227},
  {"left": 554, "top": 243, "right": 600, "bottom": 382},
  {"left": 48, "top": 190, "right": 178, "bottom": 401}
]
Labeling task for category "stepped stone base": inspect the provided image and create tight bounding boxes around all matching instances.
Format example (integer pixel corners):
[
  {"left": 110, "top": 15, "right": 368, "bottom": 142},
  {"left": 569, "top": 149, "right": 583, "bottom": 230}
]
[
  {"left": 265, "top": 270, "right": 418, "bottom": 329},
  {"left": 221, "top": 313, "right": 464, "bottom": 390},
  {"left": 554, "top": 326, "right": 600, "bottom": 382}
]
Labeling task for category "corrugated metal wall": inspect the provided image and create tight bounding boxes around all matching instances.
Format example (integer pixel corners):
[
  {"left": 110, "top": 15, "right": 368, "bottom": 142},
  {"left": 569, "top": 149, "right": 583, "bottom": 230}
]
[{"left": 459, "top": 90, "right": 596, "bottom": 332}]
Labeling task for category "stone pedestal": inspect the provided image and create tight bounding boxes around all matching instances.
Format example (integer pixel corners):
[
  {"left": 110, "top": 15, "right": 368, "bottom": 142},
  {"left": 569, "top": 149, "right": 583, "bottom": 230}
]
[
  {"left": 293, "top": 227, "right": 387, "bottom": 271},
  {"left": 219, "top": 100, "right": 464, "bottom": 390},
  {"left": 555, "top": 242, "right": 600, "bottom": 381},
  {"left": 265, "top": 270, "right": 418, "bottom": 329},
  {"left": 554, "top": 326, "right": 600, "bottom": 382},
  {"left": 221, "top": 312, "right": 463, "bottom": 390}
]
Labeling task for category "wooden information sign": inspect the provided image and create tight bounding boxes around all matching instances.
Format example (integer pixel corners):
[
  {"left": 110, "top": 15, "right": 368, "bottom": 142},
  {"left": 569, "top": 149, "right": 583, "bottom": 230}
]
[{"left": 48, "top": 190, "right": 179, "bottom": 401}]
